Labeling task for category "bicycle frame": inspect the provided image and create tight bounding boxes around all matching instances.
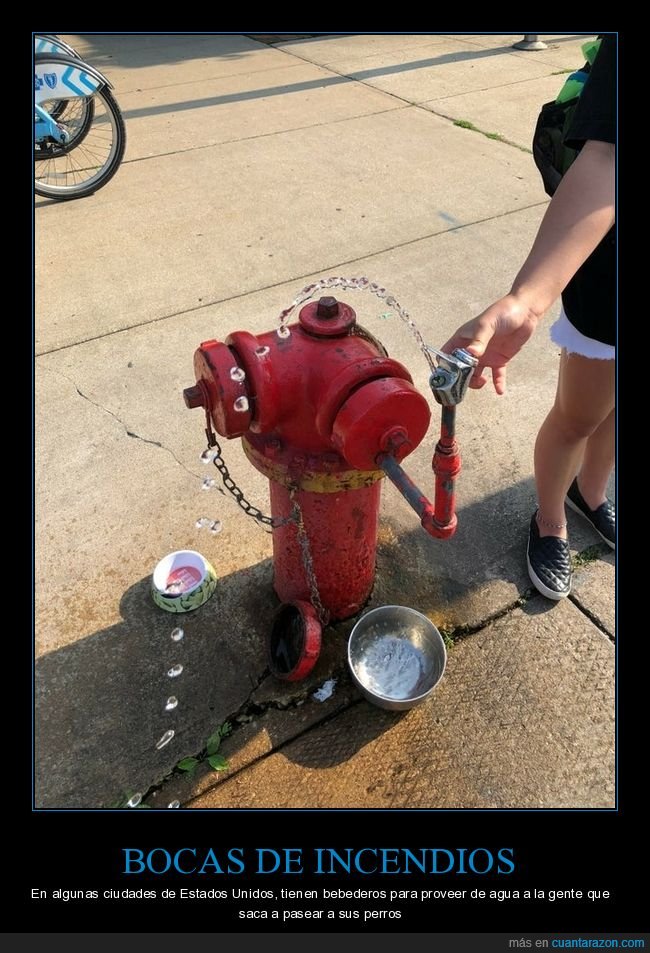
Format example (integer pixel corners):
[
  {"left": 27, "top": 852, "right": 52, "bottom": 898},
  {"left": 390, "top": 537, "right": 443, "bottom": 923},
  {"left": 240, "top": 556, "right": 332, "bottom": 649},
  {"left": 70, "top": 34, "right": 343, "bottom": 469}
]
[{"left": 34, "top": 102, "right": 68, "bottom": 144}]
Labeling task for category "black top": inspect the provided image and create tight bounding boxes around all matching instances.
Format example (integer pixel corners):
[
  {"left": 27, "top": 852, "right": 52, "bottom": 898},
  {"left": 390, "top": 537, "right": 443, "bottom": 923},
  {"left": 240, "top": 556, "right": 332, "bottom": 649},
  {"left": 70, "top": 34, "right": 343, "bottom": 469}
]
[{"left": 560, "top": 33, "right": 616, "bottom": 347}]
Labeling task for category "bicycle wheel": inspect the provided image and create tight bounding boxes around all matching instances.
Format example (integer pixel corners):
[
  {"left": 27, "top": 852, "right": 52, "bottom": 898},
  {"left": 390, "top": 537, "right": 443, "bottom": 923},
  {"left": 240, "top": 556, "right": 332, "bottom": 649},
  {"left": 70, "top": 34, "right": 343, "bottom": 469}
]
[{"left": 35, "top": 59, "right": 126, "bottom": 200}]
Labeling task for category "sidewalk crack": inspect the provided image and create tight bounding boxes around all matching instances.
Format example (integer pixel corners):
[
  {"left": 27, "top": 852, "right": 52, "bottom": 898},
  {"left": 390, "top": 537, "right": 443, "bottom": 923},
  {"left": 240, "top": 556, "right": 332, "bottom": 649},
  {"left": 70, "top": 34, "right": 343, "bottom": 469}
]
[
  {"left": 568, "top": 594, "right": 615, "bottom": 643},
  {"left": 41, "top": 364, "right": 202, "bottom": 484}
]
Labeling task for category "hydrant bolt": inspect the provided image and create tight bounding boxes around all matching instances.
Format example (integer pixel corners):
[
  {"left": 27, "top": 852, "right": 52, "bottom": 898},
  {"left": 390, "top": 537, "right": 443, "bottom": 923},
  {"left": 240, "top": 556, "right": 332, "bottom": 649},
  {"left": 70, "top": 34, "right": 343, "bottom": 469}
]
[
  {"left": 316, "top": 296, "right": 340, "bottom": 319},
  {"left": 183, "top": 384, "right": 205, "bottom": 409}
]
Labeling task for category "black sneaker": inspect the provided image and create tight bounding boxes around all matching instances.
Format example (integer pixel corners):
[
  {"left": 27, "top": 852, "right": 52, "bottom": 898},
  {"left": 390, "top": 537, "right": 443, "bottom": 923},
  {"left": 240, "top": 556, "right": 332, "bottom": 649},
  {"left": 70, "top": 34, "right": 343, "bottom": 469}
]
[
  {"left": 527, "top": 513, "right": 572, "bottom": 600},
  {"left": 566, "top": 478, "right": 615, "bottom": 549}
]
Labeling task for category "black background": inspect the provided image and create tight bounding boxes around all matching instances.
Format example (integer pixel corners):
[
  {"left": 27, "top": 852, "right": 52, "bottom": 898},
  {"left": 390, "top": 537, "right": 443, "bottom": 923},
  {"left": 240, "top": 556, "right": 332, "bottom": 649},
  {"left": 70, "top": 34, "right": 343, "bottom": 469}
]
[{"left": 22, "top": 30, "right": 638, "bottom": 937}]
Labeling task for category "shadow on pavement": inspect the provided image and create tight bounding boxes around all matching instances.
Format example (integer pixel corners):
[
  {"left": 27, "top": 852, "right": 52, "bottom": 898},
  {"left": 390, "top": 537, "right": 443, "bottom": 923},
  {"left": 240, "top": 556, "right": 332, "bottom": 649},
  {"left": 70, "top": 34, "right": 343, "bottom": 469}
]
[
  {"left": 35, "top": 473, "right": 609, "bottom": 808},
  {"left": 62, "top": 34, "right": 254, "bottom": 69}
]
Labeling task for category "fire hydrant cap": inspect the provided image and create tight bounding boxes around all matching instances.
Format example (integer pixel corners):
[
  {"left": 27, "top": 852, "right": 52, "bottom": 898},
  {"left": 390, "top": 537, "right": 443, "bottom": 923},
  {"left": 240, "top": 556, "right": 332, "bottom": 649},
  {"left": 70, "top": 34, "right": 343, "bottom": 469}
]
[
  {"left": 333, "top": 377, "right": 431, "bottom": 471},
  {"left": 267, "top": 601, "right": 322, "bottom": 681}
]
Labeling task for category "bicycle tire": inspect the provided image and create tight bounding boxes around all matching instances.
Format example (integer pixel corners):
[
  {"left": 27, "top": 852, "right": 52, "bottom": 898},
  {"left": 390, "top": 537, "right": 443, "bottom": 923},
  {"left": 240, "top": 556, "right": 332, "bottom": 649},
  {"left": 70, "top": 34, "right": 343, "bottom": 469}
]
[{"left": 35, "top": 54, "right": 126, "bottom": 200}]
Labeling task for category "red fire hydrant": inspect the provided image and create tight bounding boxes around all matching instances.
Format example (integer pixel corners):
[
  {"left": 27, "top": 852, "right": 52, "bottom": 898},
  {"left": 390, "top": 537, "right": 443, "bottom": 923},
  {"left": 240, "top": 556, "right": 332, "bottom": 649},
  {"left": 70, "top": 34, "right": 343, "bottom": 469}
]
[{"left": 183, "top": 295, "right": 476, "bottom": 680}]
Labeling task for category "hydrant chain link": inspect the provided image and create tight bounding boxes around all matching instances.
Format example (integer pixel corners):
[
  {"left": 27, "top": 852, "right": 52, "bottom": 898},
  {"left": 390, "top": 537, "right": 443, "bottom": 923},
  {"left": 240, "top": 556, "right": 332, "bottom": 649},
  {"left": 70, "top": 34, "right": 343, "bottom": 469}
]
[
  {"left": 208, "top": 438, "right": 328, "bottom": 628},
  {"left": 208, "top": 439, "right": 327, "bottom": 622},
  {"left": 210, "top": 440, "right": 288, "bottom": 531},
  {"left": 289, "top": 487, "right": 329, "bottom": 626}
]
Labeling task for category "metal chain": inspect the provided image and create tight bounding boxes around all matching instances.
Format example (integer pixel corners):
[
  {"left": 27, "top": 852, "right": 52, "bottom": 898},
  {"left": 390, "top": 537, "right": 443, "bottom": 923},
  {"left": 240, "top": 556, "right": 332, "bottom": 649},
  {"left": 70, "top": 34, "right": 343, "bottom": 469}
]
[
  {"left": 207, "top": 442, "right": 328, "bottom": 622},
  {"left": 289, "top": 486, "right": 330, "bottom": 625},
  {"left": 210, "top": 439, "right": 285, "bottom": 530}
]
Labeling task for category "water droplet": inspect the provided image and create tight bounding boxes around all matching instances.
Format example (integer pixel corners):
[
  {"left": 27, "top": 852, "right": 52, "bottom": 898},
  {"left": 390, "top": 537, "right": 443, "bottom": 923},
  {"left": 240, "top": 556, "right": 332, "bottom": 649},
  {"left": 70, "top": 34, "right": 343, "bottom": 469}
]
[
  {"left": 385, "top": 295, "right": 398, "bottom": 308},
  {"left": 233, "top": 396, "right": 249, "bottom": 413},
  {"left": 168, "top": 799, "right": 181, "bottom": 809},
  {"left": 230, "top": 366, "right": 246, "bottom": 383},
  {"left": 209, "top": 520, "right": 223, "bottom": 535},
  {"left": 278, "top": 307, "right": 294, "bottom": 322},
  {"left": 201, "top": 478, "right": 216, "bottom": 491},
  {"left": 165, "top": 696, "right": 178, "bottom": 711},
  {"left": 171, "top": 627, "right": 184, "bottom": 642},
  {"left": 195, "top": 517, "right": 210, "bottom": 529},
  {"left": 167, "top": 664, "right": 183, "bottom": 678},
  {"left": 277, "top": 326, "right": 291, "bottom": 340},
  {"left": 200, "top": 449, "right": 215, "bottom": 464},
  {"left": 255, "top": 345, "right": 270, "bottom": 358},
  {"left": 356, "top": 276, "right": 370, "bottom": 289},
  {"left": 155, "top": 729, "right": 175, "bottom": 750},
  {"left": 368, "top": 282, "right": 380, "bottom": 294},
  {"left": 126, "top": 793, "right": 142, "bottom": 808}
]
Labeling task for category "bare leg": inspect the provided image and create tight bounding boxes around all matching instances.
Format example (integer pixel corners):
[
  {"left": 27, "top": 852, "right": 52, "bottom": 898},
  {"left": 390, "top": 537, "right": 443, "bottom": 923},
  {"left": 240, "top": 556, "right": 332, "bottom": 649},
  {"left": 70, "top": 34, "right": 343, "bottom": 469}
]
[
  {"left": 534, "top": 350, "right": 615, "bottom": 538},
  {"left": 577, "top": 407, "right": 615, "bottom": 508}
]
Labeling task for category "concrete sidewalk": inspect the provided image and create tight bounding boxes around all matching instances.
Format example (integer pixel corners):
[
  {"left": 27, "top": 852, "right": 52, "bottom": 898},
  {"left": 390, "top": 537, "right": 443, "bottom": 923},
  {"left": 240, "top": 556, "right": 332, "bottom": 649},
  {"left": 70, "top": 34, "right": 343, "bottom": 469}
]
[{"left": 35, "top": 33, "right": 614, "bottom": 810}]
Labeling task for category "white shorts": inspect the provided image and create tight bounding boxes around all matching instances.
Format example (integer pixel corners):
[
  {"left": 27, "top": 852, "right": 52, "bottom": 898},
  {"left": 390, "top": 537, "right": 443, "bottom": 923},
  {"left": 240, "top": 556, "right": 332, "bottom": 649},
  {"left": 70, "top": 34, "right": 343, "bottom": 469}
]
[{"left": 550, "top": 308, "right": 615, "bottom": 360}]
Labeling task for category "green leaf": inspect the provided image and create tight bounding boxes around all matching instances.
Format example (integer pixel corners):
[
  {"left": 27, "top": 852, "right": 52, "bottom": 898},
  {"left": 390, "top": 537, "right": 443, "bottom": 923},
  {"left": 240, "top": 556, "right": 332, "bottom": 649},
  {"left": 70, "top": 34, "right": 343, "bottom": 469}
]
[
  {"left": 220, "top": 722, "right": 232, "bottom": 738},
  {"left": 177, "top": 757, "right": 199, "bottom": 772},
  {"left": 206, "top": 731, "right": 222, "bottom": 755},
  {"left": 207, "top": 754, "right": 229, "bottom": 772}
]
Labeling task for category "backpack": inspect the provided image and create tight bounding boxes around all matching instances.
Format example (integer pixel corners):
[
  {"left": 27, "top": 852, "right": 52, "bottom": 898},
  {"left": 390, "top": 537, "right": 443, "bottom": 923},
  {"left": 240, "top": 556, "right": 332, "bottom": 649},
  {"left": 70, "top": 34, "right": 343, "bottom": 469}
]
[{"left": 532, "top": 38, "right": 602, "bottom": 197}]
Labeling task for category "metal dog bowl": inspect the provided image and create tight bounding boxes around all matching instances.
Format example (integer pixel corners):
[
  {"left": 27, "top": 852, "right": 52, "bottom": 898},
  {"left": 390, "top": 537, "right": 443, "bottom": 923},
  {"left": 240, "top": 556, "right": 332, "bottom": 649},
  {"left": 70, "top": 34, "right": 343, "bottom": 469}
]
[{"left": 348, "top": 605, "right": 447, "bottom": 711}]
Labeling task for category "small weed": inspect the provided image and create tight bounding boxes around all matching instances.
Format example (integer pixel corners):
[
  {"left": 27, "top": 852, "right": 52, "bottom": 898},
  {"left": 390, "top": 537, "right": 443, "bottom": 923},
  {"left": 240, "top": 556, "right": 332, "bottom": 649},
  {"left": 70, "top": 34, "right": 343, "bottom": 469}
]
[
  {"left": 175, "top": 722, "right": 233, "bottom": 779},
  {"left": 572, "top": 545, "right": 603, "bottom": 569},
  {"left": 453, "top": 118, "right": 530, "bottom": 153},
  {"left": 112, "top": 722, "right": 234, "bottom": 808},
  {"left": 439, "top": 628, "right": 456, "bottom": 651}
]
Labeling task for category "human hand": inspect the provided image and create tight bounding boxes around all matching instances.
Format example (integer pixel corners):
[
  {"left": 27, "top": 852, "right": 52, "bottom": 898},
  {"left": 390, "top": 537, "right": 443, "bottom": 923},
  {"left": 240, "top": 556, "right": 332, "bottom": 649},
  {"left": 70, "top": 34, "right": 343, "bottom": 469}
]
[{"left": 441, "top": 294, "right": 540, "bottom": 395}]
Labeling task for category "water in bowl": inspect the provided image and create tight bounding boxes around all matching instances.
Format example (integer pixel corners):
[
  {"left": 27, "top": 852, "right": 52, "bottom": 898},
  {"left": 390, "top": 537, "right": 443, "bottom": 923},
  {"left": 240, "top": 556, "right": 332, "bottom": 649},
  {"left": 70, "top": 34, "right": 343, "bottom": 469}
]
[{"left": 356, "top": 635, "right": 424, "bottom": 700}]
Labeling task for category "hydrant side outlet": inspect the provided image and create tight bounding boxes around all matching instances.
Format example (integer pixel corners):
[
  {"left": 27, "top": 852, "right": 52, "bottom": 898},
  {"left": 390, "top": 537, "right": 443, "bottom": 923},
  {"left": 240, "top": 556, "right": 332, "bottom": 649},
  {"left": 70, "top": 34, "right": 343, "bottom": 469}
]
[{"left": 332, "top": 377, "right": 431, "bottom": 471}]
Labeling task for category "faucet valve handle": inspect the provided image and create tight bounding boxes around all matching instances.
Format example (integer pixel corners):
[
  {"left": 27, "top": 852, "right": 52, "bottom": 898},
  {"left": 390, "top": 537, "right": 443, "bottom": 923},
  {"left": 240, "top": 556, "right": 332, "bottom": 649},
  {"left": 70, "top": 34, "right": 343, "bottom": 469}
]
[{"left": 426, "top": 346, "right": 478, "bottom": 406}]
